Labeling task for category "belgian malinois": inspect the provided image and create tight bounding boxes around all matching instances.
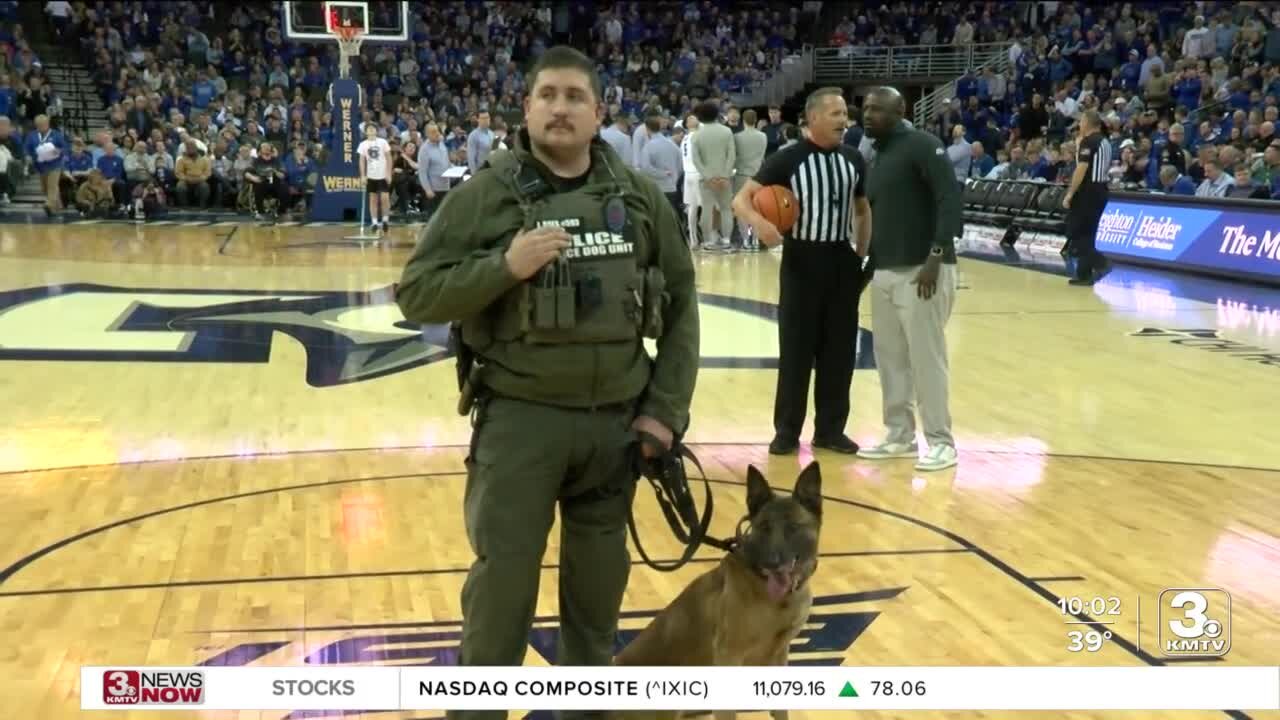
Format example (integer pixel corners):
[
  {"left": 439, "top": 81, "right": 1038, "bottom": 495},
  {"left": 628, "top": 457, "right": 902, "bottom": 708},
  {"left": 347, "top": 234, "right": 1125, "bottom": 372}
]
[{"left": 612, "top": 461, "right": 823, "bottom": 720}]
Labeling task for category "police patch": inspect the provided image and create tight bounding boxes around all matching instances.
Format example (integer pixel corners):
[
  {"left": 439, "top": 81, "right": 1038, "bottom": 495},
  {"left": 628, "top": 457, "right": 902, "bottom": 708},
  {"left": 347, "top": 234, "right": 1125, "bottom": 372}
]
[{"left": 604, "top": 195, "right": 627, "bottom": 234}]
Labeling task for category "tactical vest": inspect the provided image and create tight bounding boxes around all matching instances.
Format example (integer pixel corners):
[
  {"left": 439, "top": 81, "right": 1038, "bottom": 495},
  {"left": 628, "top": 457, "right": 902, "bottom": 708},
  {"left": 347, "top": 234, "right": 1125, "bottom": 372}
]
[{"left": 467, "top": 149, "right": 667, "bottom": 349}]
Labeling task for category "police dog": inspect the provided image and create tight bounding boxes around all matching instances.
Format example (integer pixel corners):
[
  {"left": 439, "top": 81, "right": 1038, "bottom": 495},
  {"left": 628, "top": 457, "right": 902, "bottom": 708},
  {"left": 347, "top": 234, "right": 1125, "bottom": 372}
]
[{"left": 612, "top": 461, "right": 823, "bottom": 720}]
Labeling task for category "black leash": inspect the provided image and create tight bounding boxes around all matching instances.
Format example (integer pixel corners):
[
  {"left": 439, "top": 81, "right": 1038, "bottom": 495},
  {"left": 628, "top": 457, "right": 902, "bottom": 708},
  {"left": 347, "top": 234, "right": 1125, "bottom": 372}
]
[{"left": 627, "top": 431, "right": 738, "bottom": 572}]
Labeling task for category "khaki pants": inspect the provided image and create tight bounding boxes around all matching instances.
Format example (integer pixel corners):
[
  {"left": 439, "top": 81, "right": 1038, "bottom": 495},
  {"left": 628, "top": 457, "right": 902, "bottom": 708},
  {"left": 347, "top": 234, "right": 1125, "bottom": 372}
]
[
  {"left": 40, "top": 169, "right": 62, "bottom": 210},
  {"left": 733, "top": 175, "right": 754, "bottom": 243},
  {"left": 869, "top": 263, "right": 958, "bottom": 448},
  {"left": 698, "top": 178, "right": 733, "bottom": 244}
]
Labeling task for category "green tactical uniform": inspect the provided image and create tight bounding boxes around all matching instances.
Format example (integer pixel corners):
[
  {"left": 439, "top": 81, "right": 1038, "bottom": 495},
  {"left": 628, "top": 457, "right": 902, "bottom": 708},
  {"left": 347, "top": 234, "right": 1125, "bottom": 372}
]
[{"left": 395, "top": 128, "right": 699, "bottom": 720}]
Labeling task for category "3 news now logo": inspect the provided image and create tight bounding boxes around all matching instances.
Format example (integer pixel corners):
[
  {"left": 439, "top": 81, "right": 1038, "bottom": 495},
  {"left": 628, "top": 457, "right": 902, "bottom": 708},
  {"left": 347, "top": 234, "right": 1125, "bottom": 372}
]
[{"left": 102, "top": 669, "right": 205, "bottom": 705}]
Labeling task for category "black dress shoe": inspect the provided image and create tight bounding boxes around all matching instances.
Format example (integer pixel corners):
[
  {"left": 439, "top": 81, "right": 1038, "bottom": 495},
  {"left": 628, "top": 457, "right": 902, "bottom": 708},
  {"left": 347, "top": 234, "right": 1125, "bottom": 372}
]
[
  {"left": 1068, "top": 276, "right": 1096, "bottom": 286},
  {"left": 768, "top": 436, "right": 799, "bottom": 455},
  {"left": 812, "top": 435, "right": 860, "bottom": 454}
]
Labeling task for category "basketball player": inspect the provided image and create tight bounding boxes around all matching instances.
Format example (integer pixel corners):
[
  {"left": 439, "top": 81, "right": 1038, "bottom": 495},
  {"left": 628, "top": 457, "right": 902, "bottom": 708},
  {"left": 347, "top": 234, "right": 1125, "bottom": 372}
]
[
  {"left": 732, "top": 87, "right": 871, "bottom": 456},
  {"left": 357, "top": 123, "right": 392, "bottom": 234},
  {"left": 1063, "top": 110, "right": 1113, "bottom": 285},
  {"left": 680, "top": 113, "right": 700, "bottom": 248},
  {"left": 858, "top": 86, "right": 962, "bottom": 472}
]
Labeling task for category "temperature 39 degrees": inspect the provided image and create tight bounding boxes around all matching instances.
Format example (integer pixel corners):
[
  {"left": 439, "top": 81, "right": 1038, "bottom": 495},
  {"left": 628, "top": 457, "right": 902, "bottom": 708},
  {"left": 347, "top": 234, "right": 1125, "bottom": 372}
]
[{"left": 1059, "top": 596, "right": 1120, "bottom": 653}]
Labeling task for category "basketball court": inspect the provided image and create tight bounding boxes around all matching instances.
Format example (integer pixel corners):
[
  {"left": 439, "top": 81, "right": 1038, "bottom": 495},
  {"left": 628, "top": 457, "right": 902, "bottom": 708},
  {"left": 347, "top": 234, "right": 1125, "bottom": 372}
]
[
  {"left": 1, "top": 215, "right": 1278, "bottom": 719},
  {"left": 2, "top": 1, "right": 1279, "bottom": 718}
]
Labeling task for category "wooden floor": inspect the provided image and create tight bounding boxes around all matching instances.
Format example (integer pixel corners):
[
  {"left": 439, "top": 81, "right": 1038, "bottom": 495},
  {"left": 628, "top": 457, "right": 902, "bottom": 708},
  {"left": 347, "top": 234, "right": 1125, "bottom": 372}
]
[{"left": 1, "top": 221, "right": 1278, "bottom": 720}]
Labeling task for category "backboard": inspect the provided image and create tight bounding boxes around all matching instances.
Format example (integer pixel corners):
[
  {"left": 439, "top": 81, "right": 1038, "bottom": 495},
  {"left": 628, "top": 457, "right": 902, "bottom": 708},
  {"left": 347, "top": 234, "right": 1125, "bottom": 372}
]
[{"left": 283, "top": 1, "right": 409, "bottom": 43}]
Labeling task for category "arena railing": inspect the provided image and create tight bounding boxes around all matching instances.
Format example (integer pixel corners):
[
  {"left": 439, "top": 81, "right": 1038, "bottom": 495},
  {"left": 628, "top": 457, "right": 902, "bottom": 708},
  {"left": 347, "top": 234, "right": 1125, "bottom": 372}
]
[
  {"left": 729, "top": 45, "right": 815, "bottom": 108},
  {"left": 813, "top": 42, "right": 1011, "bottom": 86},
  {"left": 911, "top": 44, "right": 1013, "bottom": 129}
]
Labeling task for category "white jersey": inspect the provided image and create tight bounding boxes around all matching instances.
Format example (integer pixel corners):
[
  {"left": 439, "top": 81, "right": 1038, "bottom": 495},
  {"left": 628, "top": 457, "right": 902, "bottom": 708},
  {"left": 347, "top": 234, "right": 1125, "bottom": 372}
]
[
  {"left": 357, "top": 137, "right": 392, "bottom": 180},
  {"left": 681, "top": 132, "right": 699, "bottom": 178}
]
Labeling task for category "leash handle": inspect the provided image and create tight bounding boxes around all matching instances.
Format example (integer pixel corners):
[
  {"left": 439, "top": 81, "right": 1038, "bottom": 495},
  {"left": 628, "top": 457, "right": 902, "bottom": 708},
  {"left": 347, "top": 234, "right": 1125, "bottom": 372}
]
[{"left": 626, "top": 438, "right": 735, "bottom": 573}]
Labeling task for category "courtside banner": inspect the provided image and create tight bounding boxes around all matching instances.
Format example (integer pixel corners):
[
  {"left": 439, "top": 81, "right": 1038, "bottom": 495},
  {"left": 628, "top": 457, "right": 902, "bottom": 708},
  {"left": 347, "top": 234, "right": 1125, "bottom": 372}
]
[
  {"left": 1096, "top": 199, "right": 1280, "bottom": 282},
  {"left": 82, "top": 666, "right": 1280, "bottom": 710}
]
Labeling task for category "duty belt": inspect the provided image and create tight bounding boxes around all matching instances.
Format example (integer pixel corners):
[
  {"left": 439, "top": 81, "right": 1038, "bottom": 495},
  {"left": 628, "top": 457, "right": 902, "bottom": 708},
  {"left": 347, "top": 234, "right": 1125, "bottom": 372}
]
[{"left": 627, "top": 431, "right": 738, "bottom": 572}]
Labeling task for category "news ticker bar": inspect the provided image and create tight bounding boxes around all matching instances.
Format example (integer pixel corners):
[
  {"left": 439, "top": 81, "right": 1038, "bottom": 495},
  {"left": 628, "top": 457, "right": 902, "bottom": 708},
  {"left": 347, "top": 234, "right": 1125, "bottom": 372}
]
[{"left": 81, "top": 666, "right": 1280, "bottom": 711}]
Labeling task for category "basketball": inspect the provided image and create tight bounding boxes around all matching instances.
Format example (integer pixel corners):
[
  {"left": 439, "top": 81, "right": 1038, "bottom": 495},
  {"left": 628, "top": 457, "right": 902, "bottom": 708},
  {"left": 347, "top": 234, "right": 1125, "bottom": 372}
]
[{"left": 752, "top": 184, "right": 799, "bottom": 233}]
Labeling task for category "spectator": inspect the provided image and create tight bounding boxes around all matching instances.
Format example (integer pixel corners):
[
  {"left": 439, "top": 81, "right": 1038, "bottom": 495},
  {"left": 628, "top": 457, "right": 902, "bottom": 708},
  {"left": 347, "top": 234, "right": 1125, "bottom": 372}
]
[
  {"left": 148, "top": 140, "right": 175, "bottom": 195},
  {"left": 391, "top": 138, "right": 420, "bottom": 213},
  {"left": 1144, "top": 65, "right": 1173, "bottom": 115},
  {"left": 131, "top": 176, "right": 166, "bottom": 220},
  {"left": 947, "top": 124, "right": 972, "bottom": 180},
  {"left": 600, "top": 113, "right": 631, "bottom": 166},
  {"left": 1227, "top": 165, "right": 1271, "bottom": 199},
  {"left": 465, "top": 109, "right": 492, "bottom": 174},
  {"left": 1018, "top": 94, "right": 1049, "bottom": 140},
  {"left": 415, "top": 121, "right": 450, "bottom": 218},
  {"left": 283, "top": 142, "right": 315, "bottom": 213},
  {"left": 0, "top": 116, "right": 22, "bottom": 203},
  {"left": 124, "top": 143, "right": 153, "bottom": 197},
  {"left": 1195, "top": 160, "right": 1234, "bottom": 197},
  {"left": 61, "top": 136, "right": 94, "bottom": 206},
  {"left": 174, "top": 140, "right": 211, "bottom": 208},
  {"left": 1159, "top": 164, "right": 1197, "bottom": 195},
  {"left": 25, "top": 113, "right": 66, "bottom": 216},
  {"left": 1182, "top": 16, "right": 1213, "bottom": 61},
  {"left": 970, "top": 142, "right": 995, "bottom": 178},
  {"left": 639, "top": 113, "right": 682, "bottom": 215},
  {"left": 75, "top": 168, "right": 114, "bottom": 217},
  {"left": 95, "top": 141, "right": 127, "bottom": 206},
  {"left": 244, "top": 142, "right": 287, "bottom": 219}
]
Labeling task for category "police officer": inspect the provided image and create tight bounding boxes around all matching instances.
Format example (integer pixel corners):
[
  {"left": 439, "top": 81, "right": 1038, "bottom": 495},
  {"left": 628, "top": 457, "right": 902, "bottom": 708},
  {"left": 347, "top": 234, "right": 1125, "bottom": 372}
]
[
  {"left": 394, "top": 46, "right": 699, "bottom": 720},
  {"left": 1063, "top": 109, "right": 1113, "bottom": 285}
]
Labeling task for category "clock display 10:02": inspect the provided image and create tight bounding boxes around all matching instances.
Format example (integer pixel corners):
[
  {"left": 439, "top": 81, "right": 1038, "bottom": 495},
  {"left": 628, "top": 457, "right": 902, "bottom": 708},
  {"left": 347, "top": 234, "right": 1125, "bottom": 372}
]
[{"left": 751, "top": 680, "right": 826, "bottom": 697}]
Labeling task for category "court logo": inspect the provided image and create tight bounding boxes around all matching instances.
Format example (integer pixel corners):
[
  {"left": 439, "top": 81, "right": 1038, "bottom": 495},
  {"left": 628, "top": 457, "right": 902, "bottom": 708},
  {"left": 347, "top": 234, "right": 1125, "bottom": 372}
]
[
  {"left": 0, "top": 284, "right": 875, "bottom": 385},
  {"left": 1128, "top": 327, "right": 1280, "bottom": 369},
  {"left": 102, "top": 669, "right": 205, "bottom": 705},
  {"left": 1159, "top": 588, "right": 1231, "bottom": 657}
]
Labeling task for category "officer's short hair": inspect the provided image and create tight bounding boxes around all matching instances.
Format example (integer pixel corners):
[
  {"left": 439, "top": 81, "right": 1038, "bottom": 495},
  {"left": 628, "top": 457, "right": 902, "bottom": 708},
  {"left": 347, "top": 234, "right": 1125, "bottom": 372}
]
[
  {"left": 526, "top": 45, "right": 602, "bottom": 102},
  {"left": 743, "top": 109, "right": 757, "bottom": 126},
  {"left": 1080, "top": 109, "right": 1102, "bottom": 132},
  {"left": 805, "top": 87, "right": 844, "bottom": 118}
]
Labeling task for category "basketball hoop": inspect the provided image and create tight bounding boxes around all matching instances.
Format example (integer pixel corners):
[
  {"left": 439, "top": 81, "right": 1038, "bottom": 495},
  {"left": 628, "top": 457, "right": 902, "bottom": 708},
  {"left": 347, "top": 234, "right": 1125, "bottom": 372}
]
[{"left": 333, "top": 25, "right": 364, "bottom": 79}]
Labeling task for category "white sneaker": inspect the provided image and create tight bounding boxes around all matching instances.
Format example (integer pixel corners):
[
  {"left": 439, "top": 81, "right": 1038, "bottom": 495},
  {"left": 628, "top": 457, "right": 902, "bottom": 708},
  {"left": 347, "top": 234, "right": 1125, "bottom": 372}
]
[
  {"left": 857, "top": 441, "right": 919, "bottom": 460},
  {"left": 914, "top": 444, "right": 958, "bottom": 472}
]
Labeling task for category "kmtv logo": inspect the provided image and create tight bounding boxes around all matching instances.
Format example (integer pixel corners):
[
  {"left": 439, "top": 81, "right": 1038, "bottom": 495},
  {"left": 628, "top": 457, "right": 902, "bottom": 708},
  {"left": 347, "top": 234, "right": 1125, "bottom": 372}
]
[{"left": 103, "top": 669, "right": 205, "bottom": 705}]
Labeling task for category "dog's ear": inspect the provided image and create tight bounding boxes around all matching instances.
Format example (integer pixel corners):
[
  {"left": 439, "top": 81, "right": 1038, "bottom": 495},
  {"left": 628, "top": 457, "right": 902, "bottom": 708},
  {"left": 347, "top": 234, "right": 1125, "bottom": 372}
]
[
  {"left": 745, "top": 465, "right": 774, "bottom": 516},
  {"left": 792, "top": 461, "right": 822, "bottom": 518}
]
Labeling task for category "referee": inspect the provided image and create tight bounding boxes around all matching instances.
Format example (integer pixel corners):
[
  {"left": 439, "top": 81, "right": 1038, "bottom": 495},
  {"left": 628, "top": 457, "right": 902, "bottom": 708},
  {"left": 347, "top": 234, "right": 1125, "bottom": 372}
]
[
  {"left": 732, "top": 87, "right": 871, "bottom": 456},
  {"left": 1063, "top": 110, "right": 1113, "bottom": 286}
]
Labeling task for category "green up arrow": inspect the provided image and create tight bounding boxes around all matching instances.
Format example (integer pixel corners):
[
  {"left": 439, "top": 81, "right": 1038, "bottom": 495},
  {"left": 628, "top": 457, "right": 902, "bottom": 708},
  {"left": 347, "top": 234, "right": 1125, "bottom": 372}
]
[{"left": 839, "top": 681, "right": 858, "bottom": 698}]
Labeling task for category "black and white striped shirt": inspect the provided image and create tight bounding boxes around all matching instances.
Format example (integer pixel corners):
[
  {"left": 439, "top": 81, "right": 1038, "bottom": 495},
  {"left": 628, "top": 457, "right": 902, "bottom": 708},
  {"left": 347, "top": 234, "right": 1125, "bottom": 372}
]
[
  {"left": 753, "top": 139, "right": 867, "bottom": 243},
  {"left": 1077, "top": 131, "right": 1112, "bottom": 187}
]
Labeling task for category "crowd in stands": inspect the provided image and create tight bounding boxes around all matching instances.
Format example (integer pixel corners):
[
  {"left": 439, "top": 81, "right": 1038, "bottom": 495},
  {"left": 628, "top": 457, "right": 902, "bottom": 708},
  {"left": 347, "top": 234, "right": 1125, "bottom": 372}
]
[
  {"left": 0, "top": 0, "right": 811, "bottom": 220},
  {"left": 896, "top": 1, "right": 1280, "bottom": 201},
  {"left": 15, "top": 0, "right": 1280, "bottom": 225}
]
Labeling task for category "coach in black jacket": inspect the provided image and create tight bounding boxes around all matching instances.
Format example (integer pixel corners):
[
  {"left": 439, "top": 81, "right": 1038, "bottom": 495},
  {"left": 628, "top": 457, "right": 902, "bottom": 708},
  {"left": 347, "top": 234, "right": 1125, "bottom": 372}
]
[{"left": 857, "top": 86, "right": 963, "bottom": 473}]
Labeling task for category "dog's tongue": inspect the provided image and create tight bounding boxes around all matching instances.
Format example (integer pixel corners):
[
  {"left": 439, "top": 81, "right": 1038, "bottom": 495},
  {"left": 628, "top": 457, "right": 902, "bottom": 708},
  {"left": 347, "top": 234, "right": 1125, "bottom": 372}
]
[{"left": 766, "top": 570, "right": 792, "bottom": 602}]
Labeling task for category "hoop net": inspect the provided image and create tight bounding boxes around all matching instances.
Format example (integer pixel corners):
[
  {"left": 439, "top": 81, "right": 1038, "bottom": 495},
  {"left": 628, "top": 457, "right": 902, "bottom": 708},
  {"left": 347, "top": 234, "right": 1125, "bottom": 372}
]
[{"left": 334, "top": 26, "right": 364, "bottom": 79}]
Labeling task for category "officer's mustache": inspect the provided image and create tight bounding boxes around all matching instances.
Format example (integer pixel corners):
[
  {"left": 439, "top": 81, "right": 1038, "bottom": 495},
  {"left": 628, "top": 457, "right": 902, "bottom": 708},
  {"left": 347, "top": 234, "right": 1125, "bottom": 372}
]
[{"left": 547, "top": 120, "right": 574, "bottom": 131}]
